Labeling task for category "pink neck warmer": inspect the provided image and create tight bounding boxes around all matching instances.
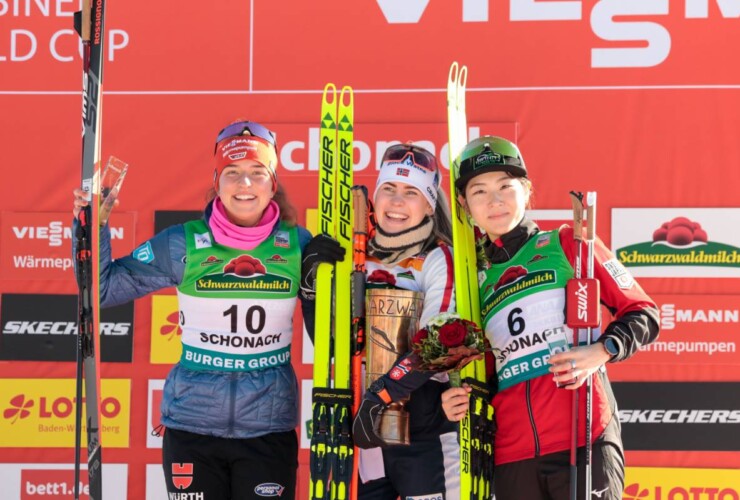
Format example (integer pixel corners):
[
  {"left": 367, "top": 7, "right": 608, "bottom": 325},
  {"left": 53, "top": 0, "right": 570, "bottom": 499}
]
[{"left": 209, "top": 197, "right": 280, "bottom": 250}]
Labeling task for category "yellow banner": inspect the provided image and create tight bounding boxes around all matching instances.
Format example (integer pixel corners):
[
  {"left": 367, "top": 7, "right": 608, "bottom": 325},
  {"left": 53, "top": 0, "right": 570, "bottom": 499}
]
[
  {"left": 150, "top": 294, "right": 182, "bottom": 364},
  {"left": 0, "top": 379, "right": 130, "bottom": 448},
  {"left": 625, "top": 467, "right": 740, "bottom": 499}
]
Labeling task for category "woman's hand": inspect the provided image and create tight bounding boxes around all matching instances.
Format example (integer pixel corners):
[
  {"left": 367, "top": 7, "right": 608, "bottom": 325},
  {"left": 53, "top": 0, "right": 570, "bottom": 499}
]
[
  {"left": 548, "top": 343, "right": 611, "bottom": 390},
  {"left": 441, "top": 385, "right": 472, "bottom": 422},
  {"left": 73, "top": 188, "right": 89, "bottom": 219}
]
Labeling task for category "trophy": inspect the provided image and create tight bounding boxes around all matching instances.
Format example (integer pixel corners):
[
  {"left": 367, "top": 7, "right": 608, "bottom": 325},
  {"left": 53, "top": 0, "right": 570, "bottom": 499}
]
[
  {"left": 93, "top": 156, "right": 128, "bottom": 226},
  {"left": 365, "top": 288, "right": 424, "bottom": 445}
]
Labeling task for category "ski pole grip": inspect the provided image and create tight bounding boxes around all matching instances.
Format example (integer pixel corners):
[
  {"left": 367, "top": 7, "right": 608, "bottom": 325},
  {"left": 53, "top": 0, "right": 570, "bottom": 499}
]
[
  {"left": 586, "top": 191, "right": 597, "bottom": 242},
  {"left": 569, "top": 191, "right": 584, "bottom": 242}
]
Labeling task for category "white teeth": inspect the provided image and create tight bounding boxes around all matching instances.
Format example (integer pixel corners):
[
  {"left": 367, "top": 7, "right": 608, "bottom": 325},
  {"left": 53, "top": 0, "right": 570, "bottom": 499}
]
[
  {"left": 386, "top": 212, "right": 407, "bottom": 220},
  {"left": 235, "top": 194, "right": 255, "bottom": 201}
]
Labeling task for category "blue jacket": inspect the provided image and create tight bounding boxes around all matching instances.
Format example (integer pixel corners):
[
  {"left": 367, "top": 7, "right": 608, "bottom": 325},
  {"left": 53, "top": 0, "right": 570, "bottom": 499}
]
[{"left": 97, "top": 207, "right": 313, "bottom": 439}]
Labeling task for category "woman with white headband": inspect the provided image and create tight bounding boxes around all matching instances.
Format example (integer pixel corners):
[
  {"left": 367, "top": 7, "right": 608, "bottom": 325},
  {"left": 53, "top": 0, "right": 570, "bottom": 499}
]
[{"left": 353, "top": 143, "right": 459, "bottom": 499}]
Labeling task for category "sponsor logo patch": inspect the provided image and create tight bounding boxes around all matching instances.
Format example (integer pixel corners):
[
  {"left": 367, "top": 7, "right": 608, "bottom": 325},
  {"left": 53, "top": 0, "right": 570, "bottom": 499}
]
[
  {"left": 267, "top": 253, "right": 288, "bottom": 264},
  {"left": 133, "top": 242, "right": 154, "bottom": 263},
  {"left": 194, "top": 232, "right": 212, "bottom": 249},
  {"left": 389, "top": 357, "right": 413, "bottom": 380},
  {"left": 171, "top": 463, "right": 193, "bottom": 490},
  {"left": 200, "top": 255, "right": 223, "bottom": 266},
  {"left": 255, "top": 482, "right": 285, "bottom": 497},
  {"left": 535, "top": 233, "right": 551, "bottom": 248},
  {"left": 603, "top": 258, "right": 635, "bottom": 289},
  {"left": 274, "top": 230, "right": 290, "bottom": 248}
]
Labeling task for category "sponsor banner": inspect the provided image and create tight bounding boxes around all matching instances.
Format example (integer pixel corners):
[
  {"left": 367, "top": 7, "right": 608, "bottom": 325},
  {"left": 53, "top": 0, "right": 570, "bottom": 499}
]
[
  {"left": 0, "top": 293, "right": 134, "bottom": 362},
  {"left": 0, "top": 212, "right": 136, "bottom": 281},
  {"left": 614, "top": 382, "right": 740, "bottom": 452},
  {"left": 258, "top": 1, "right": 740, "bottom": 86},
  {"left": 612, "top": 209, "right": 740, "bottom": 278},
  {"left": 641, "top": 294, "right": 739, "bottom": 365},
  {"left": 150, "top": 294, "right": 182, "bottom": 364},
  {"left": 154, "top": 210, "right": 202, "bottom": 235},
  {"left": 0, "top": 463, "right": 128, "bottom": 500},
  {"left": 146, "top": 463, "right": 167, "bottom": 500},
  {"left": 0, "top": 379, "right": 131, "bottom": 448},
  {"left": 146, "top": 379, "right": 165, "bottom": 449},
  {"left": 624, "top": 467, "right": 740, "bottom": 500},
  {"left": 3, "top": 2, "right": 740, "bottom": 92},
  {"left": 265, "top": 122, "right": 516, "bottom": 187}
]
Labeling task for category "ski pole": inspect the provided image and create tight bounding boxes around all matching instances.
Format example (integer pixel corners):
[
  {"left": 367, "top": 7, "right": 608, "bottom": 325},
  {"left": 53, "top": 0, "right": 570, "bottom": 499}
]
[
  {"left": 567, "top": 191, "right": 584, "bottom": 500},
  {"left": 584, "top": 192, "right": 598, "bottom": 500},
  {"left": 350, "top": 185, "right": 369, "bottom": 500}
]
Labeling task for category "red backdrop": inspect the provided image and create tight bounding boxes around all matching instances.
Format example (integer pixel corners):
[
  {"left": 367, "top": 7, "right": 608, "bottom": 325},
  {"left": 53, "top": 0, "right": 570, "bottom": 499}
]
[{"left": 1, "top": 1, "right": 739, "bottom": 498}]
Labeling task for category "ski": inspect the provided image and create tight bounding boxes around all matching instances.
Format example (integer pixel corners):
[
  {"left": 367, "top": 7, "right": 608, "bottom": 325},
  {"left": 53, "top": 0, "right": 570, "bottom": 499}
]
[
  {"left": 72, "top": 0, "right": 106, "bottom": 498},
  {"left": 310, "top": 84, "right": 355, "bottom": 500},
  {"left": 446, "top": 62, "right": 494, "bottom": 500}
]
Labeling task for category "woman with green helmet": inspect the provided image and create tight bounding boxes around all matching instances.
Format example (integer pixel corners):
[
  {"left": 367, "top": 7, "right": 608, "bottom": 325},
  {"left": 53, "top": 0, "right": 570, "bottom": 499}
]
[{"left": 440, "top": 136, "right": 660, "bottom": 500}]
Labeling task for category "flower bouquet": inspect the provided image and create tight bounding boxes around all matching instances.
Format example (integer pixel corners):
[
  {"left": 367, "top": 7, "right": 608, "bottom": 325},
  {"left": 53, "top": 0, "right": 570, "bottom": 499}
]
[{"left": 411, "top": 312, "right": 487, "bottom": 387}]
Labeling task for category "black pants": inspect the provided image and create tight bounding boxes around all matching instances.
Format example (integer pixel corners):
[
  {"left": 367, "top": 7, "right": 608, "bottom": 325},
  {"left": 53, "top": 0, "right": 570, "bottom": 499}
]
[
  {"left": 494, "top": 442, "right": 624, "bottom": 500},
  {"left": 162, "top": 428, "right": 298, "bottom": 499},
  {"left": 358, "top": 431, "right": 459, "bottom": 500}
]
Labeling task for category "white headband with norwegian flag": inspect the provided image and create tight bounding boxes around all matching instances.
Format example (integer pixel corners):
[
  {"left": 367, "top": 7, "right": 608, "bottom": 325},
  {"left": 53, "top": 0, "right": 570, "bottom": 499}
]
[{"left": 375, "top": 155, "right": 440, "bottom": 210}]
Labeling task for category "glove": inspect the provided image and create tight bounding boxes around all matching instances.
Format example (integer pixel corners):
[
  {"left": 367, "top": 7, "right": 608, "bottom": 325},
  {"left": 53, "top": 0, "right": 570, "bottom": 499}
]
[
  {"left": 300, "top": 234, "right": 345, "bottom": 300},
  {"left": 352, "top": 397, "right": 387, "bottom": 449}
]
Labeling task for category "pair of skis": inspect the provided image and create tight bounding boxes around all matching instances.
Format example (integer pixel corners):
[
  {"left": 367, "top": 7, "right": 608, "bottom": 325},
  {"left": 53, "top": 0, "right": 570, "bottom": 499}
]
[
  {"left": 73, "top": 1, "right": 106, "bottom": 498},
  {"left": 447, "top": 62, "right": 495, "bottom": 500},
  {"left": 309, "top": 84, "right": 358, "bottom": 500}
]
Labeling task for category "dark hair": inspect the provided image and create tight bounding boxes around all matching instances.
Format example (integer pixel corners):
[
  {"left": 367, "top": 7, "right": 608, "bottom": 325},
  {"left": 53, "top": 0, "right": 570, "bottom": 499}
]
[
  {"left": 205, "top": 183, "right": 298, "bottom": 226},
  {"left": 421, "top": 187, "right": 453, "bottom": 252}
]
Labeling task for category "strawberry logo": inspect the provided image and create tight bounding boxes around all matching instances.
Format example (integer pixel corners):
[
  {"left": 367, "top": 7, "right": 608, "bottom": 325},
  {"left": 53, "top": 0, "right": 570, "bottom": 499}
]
[
  {"left": 494, "top": 265, "right": 527, "bottom": 291},
  {"left": 224, "top": 255, "right": 266, "bottom": 277},
  {"left": 368, "top": 270, "right": 397, "bottom": 286},
  {"left": 652, "top": 216, "right": 708, "bottom": 246},
  {"left": 4, "top": 395, "right": 34, "bottom": 424},
  {"left": 160, "top": 311, "right": 183, "bottom": 341}
]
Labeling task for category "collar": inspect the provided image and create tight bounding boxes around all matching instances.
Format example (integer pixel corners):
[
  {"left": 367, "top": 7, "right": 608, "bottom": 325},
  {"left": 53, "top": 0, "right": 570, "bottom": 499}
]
[{"left": 483, "top": 217, "right": 540, "bottom": 264}]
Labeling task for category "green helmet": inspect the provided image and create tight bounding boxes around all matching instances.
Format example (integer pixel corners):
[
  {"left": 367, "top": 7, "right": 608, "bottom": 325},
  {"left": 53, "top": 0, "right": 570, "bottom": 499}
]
[{"left": 454, "top": 136, "right": 527, "bottom": 193}]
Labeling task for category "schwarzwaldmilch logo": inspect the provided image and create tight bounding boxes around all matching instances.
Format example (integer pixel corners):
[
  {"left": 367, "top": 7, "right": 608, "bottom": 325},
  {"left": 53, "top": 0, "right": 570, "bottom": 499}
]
[
  {"left": 266, "top": 253, "right": 288, "bottom": 264},
  {"left": 195, "top": 255, "right": 292, "bottom": 292},
  {"left": 616, "top": 215, "right": 740, "bottom": 268},
  {"left": 481, "top": 266, "right": 556, "bottom": 318},
  {"left": 4, "top": 395, "right": 34, "bottom": 424}
]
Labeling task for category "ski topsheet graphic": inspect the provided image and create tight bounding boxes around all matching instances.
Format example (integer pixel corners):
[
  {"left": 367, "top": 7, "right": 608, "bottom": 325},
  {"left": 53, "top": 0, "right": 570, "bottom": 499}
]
[
  {"left": 447, "top": 62, "right": 495, "bottom": 500},
  {"left": 73, "top": 1, "right": 106, "bottom": 498},
  {"left": 310, "top": 84, "right": 356, "bottom": 500}
]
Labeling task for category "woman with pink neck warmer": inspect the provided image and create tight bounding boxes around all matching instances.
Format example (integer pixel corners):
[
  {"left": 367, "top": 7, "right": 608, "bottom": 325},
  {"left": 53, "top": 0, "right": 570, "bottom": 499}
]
[{"left": 73, "top": 120, "right": 343, "bottom": 500}]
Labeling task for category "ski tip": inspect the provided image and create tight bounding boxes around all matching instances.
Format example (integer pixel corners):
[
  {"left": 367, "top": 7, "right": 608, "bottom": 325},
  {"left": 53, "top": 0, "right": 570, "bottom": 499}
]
[
  {"left": 448, "top": 62, "right": 459, "bottom": 83},
  {"left": 458, "top": 64, "right": 468, "bottom": 88},
  {"left": 322, "top": 83, "right": 337, "bottom": 100},
  {"left": 340, "top": 86, "right": 354, "bottom": 107}
]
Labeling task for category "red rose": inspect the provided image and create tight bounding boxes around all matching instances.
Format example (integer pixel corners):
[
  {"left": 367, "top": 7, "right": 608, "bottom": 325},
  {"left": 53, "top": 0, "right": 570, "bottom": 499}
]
[
  {"left": 438, "top": 321, "right": 467, "bottom": 348},
  {"left": 412, "top": 328, "right": 429, "bottom": 345},
  {"left": 368, "top": 270, "right": 397, "bottom": 286}
]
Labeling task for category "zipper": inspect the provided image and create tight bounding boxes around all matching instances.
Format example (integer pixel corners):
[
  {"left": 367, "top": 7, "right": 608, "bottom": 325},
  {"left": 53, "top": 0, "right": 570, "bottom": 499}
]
[{"left": 526, "top": 380, "right": 540, "bottom": 456}]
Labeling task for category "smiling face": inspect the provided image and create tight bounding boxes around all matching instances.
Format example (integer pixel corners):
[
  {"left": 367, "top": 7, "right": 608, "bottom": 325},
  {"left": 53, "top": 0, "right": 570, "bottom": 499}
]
[
  {"left": 462, "top": 171, "right": 530, "bottom": 241},
  {"left": 217, "top": 160, "right": 275, "bottom": 227},
  {"left": 374, "top": 181, "right": 434, "bottom": 233}
]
